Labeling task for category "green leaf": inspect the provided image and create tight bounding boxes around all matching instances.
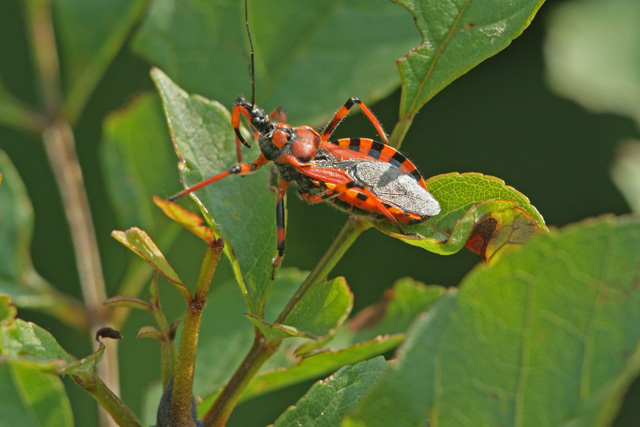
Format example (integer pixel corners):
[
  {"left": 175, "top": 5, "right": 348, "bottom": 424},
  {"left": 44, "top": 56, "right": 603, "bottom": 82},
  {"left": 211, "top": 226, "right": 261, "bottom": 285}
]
[
  {"left": 0, "top": 151, "right": 87, "bottom": 330},
  {"left": 189, "top": 269, "right": 309, "bottom": 398},
  {"left": 249, "top": 276, "right": 353, "bottom": 343},
  {"left": 152, "top": 68, "right": 275, "bottom": 315},
  {"left": 103, "top": 294, "right": 153, "bottom": 312},
  {"left": 180, "top": 268, "right": 396, "bottom": 415},
  {"left": 0, "top": 363, "right": 74, "bottom": 427},
  {"left": 545, "top": 0, "right": 640, "bottom": 127},
  {"left": 0, "top": 150, "right": 38, "bottom": 292},
  {"left": 136, "top": 325, "right": 163, "bottom": 341},
  {"left": 60, "top": 346, "right": 105, "bottom": 379},
  {"left": 54, "top": 0, "right": 149, "bottom": 120},
  {"left": 347, "top": 215, "right": 640, "bottom": 427},
  {"left": 246, "top": 314, "right": 308, "bottom": 342},
  {"left": 198, "top": 335, "right": 403, "bottom": 418},
  {"left": 274, "top": 357, "right": 390, "bottom": 427},
  {"left": 0, "top": 317, "right": 138, "bottom": 425},
  {"left": 320, "top": 278, "right": 443, "bottom": 356},
  {"left": 378, "top": 173, "right": 546, "bottom": 260},
  {"left": 111, "top": 227, "right": 191, "bottom": 302},
  {"left": 101, "top": 94, "right": 178, "bottom": 235},
  {"left": 345, "top": 278, "right": 445, "bottom": 344},
  {"left": 283, "top": 277, "right": 352, "bottom": 339},
  {"left": 394, "top": 0, "right": 545, "bottom": 120},
  {"left": 0, "top": 315, "right": 108, "bottom": 382},
  {"left": 428, "top": 173, "right": 545, "bottom": 228},
  {"left": 0, "top": 318, "right": 74, "bottom": 371},
  {"left": 134, "top": 0, "right": 418, "bottom": 125}
]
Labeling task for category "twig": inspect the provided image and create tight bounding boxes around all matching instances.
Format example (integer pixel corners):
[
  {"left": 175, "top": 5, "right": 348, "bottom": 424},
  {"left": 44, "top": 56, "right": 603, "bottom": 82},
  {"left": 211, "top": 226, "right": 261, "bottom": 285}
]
[
  {"left": 171, "top": 239, "right": 224, "bottom": 426},
  {"left": 25, "top": 1, "right": 119, "bottom": 425}
]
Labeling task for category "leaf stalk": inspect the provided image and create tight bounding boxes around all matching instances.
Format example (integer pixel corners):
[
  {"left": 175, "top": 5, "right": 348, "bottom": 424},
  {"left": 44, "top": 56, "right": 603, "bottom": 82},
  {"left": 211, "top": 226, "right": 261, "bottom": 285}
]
[
  {"left": 72, "top": 375, "right": 143, "bottom": 427},
  {"left": 203, "top": 332, "right": 280, "bottom": 426},
  {"left": 388, "top": 113, "right": 415, "bottom": 149}
]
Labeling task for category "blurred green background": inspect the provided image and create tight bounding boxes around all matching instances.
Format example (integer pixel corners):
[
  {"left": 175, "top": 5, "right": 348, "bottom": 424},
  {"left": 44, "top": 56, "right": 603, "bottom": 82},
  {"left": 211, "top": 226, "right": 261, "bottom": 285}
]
[{"left": 1, "top": 0, "right": 638, "bottom": 425}]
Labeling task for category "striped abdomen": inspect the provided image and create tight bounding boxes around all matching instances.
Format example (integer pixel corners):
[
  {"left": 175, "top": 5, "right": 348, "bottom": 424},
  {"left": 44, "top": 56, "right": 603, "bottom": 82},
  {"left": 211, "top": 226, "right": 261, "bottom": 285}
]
[{"left": 326, "top": 138, "right": 427, "bottom": 189}]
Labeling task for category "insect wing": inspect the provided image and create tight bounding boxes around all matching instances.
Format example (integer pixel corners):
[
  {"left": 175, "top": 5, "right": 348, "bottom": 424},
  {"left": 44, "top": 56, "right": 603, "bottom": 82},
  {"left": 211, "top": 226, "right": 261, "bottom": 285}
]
[
  {"left": 343, "top": 161, "right": 440, "bottom": 217},
  {"left": 324, "top": 138, "right": 429, "bottom": 190}
]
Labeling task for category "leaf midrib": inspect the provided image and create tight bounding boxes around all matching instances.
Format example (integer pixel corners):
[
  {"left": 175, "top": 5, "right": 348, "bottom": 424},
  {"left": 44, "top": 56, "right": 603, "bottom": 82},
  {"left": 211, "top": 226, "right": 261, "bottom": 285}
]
[{"left": 406, "top": 0, "right": 472, "bottom": 116}]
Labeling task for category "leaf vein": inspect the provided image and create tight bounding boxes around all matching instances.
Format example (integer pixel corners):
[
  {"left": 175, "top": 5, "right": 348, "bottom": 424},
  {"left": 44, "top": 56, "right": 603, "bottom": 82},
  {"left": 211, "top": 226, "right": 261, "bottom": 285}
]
[
  {"left": 514, "top": 265, "right": 536, "bottom": 426},
  {"left": 407, "top": 0, "right": 471, "bottom": 116}
]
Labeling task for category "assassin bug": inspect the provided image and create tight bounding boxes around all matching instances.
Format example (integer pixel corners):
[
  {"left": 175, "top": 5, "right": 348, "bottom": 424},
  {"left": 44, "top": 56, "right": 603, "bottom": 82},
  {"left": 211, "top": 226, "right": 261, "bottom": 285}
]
[{"left": 169, "top": 0, "right": 440, "bottom": 268}]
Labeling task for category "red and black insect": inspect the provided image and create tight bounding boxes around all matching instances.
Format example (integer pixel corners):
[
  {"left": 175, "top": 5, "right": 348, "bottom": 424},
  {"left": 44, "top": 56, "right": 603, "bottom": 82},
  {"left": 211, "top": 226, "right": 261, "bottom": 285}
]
[{"left": 169, "top": 1, "right": 440, "bottom": 268}]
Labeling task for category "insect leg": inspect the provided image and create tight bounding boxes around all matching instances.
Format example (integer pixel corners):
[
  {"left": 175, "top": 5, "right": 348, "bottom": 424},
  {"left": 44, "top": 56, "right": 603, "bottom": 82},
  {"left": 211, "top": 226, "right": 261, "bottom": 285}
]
[
  {"left": 301, "top": 180, "right": 407, "bottom": 234},
  {"left": 268, "top": 106, "right": 287, "bottom": 123},
  {"left": 321, "top": 97, "right": 388, "bottom": 144},
  {"left": 275, "top": 154, "right": 409, "bottom": 234},
  {"left": 231, "top": 103, "right": 256, "bottom": 162},
  {"left": 168, "top": 153, "right": 269, "bottom": 201},
  {"left": 272, "top": 178, "right": 290, "bottom": 274}
]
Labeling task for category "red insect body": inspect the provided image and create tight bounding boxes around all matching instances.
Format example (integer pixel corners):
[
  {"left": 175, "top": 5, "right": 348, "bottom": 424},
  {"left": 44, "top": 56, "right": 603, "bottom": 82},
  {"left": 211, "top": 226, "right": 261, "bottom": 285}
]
[
  {"left": 170, "top": 97, "right": 440, "bottom": 268},
  {"left": 169, "top": 1, "right": 440, "bottom": 270}
]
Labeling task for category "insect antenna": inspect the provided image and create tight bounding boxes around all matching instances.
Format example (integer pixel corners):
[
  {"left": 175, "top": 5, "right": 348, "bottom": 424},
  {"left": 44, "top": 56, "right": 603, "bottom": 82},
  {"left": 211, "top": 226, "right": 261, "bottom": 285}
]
[{"left": 244, "top": 0, "right": 256, "bottom": 107}]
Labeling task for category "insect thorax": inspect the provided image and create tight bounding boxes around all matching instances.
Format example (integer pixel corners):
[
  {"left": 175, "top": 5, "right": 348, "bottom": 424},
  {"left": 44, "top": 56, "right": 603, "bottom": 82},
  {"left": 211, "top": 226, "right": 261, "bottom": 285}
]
[{"left": 258, "top": 133, "right": 282, "bottom": 160}]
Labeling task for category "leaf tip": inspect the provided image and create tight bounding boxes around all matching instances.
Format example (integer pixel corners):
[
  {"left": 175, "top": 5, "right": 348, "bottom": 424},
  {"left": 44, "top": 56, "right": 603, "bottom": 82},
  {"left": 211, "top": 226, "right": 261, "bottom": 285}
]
[
  {"left": 154, "top": 196, "right": 216, "bottom": 243},
  {"left": 149, "top": 67, "right": 165, "bottom": 80},
  {"left": 136, "top": 325, "right": 162, "bottom": 340}
]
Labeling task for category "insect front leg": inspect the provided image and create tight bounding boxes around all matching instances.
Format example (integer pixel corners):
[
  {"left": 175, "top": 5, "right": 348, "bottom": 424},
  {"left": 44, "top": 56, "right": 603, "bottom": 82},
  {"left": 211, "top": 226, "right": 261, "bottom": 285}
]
[
  {"left": 231, "top": 102, "right": 257, "bottom": 162},
  {"left": 268, "top": 106, "right": 287, "bottom": 123},
  {"left": 168, "top": 153, "right": 269, "bottom": 201}
]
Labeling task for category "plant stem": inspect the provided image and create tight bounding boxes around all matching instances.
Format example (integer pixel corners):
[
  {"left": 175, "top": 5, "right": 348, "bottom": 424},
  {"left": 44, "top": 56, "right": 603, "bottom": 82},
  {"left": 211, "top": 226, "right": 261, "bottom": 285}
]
[
  {"left": 29, "top": 2, "right": 109, "bottom": 330},
  {"left": 171, "top": 240, "right": 224, "bottom": 426},
  {"left": 204, "top": 217, "right": 370, "bottom": 426},
  {"left": 42, "top": 121, "right": 110, "bottom": 330},
  {"left": 25, "top": 1, "right": 118, "bottom": 425},
  {"left": 25, "top": 0, "right": 61, "bottom": 116},
  {"left": 41, "top": 114, "right": 122, "bottom": 426},
  {"left": 276, "top": 217, "right": 371, "bottom": 323},
  {"left": 72, "top": 375, "right": 142, "bottom": 427},
  {"left": 388, "top": 112, "right": 415, "bottom": 149},
  {"left": 203, "top": 332, "right": 279, "bottom": 427}
]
